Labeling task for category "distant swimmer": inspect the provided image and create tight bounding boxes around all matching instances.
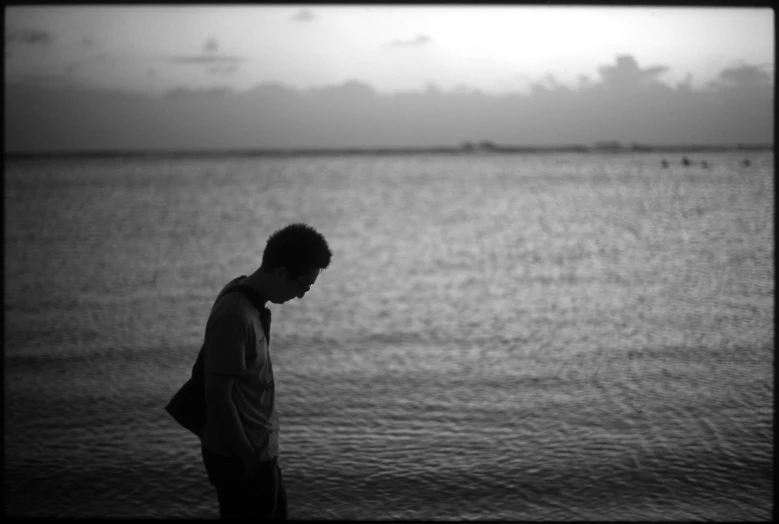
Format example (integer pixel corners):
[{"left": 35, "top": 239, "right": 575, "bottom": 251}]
[
  {"left": 700, "top": 161, "right": 709, "bottom": 169},
  {"left": 681, "top": 157, "right": 691, "bottom": 167},
  {"left": 742, "top": 158, "right": 751, "bottom": 167},
  {"left": 661, "top": 159, "right": 669, "bottom": 168}
]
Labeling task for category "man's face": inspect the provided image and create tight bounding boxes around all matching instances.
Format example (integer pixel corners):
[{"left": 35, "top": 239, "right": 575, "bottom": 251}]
[{"left": 275, "top": 268, "right": 320, "bottom": 304}]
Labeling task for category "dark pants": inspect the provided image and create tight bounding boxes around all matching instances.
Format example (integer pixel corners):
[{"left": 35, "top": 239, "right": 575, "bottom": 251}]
[{"left": 201, "top": 445, "right": 288, "bottom": 519}]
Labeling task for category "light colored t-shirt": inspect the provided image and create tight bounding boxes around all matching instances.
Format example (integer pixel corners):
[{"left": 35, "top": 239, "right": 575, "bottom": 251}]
[{"left": 199, "top": 276, "right": 279, "bottom": 462}]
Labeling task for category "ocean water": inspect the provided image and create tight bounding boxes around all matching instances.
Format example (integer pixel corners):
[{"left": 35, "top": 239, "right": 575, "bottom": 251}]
[{"left": 4, "top": 151, "right": 773, "bottom": 520}]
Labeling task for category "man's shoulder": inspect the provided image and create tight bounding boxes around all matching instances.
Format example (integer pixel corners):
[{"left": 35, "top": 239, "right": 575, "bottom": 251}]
[
  {"left": 209, "top": 291, "right": 255, "bottom": 327},
  {"left": 211, "top": 276, "right": 251, "bottom": 311}
]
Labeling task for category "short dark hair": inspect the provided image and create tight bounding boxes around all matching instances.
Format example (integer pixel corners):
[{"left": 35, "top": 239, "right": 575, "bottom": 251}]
[{"left": 260, "top": 223, "right": 332, "bottom": 277}]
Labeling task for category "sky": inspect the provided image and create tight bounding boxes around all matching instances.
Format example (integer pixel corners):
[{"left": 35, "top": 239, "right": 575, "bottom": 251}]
[{"left": 4, "top": 5, "right": 775, "bottom": 151}]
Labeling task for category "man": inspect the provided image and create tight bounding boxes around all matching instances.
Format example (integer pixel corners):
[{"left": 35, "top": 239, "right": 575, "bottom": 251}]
[{"left": 199, "top": 223, "right": 332, "bottom": 519}]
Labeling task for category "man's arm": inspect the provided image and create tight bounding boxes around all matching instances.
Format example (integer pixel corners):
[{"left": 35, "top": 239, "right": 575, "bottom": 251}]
[
  {"left": 206, "top": 375, "right": 256, "bottom": 467},
  {"left": 203, "top": 313, "right": 258, "bottom": 474}
]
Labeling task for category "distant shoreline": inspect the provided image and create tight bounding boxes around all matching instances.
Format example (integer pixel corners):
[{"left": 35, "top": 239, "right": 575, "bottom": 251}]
[{"left": 4, "top": 143, "right": 773, "bottom": 160}]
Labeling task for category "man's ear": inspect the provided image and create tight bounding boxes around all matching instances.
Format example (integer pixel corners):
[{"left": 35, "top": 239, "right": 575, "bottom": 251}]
[{"left": 272, "top": 266, "right": 289, "bottom": 280}]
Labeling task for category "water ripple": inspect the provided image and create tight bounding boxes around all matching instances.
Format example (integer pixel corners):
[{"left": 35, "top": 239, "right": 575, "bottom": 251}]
[{"left": 4, "top": 152, "right": 772, "bottom": 519}]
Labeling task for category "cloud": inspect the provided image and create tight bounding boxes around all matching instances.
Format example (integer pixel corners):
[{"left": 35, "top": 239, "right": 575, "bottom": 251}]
[
  {"left": 451, "top": 83, "right": 482, "bottom": 95},
  {"left": 7, "top": 50, "right": 108, "bottom": 87},
  {"left": 718, "top": 63, "right": 772, "bottom": 87},
  {"left": 597, "top": 54, "right": 669, "bottom": 90},
  {"left": 676, "top": 73, "right": 694, "bottom": 92},
  {"left": 389, "top": 34, "right": 432, "bottom": 47},
  {"left": 165, "top": 86, "right": 233, "bottom": 98},
  {"left": 65, "top": 53, "right": 110, "bottom": 76},
  {"left": 168, "top": 54, "right": 246, "bottom": 65},
  {"left": 6, "top": 27, "right": 54, "bottom": 47},
  {"left": 203, "top": 36, "right": 219, "bottom": 54},
  {"left": 292, "top": 9, "right": 316, "bottom": 22},
  {"left": 64, "top": 63, "right": 80, "bottom": 76},
  {"left": 168, "top": 39, "right": 237, "bottom": 76},
  {"left": 8, "top": 73, "right": 68, "bottom": 85},
  {"left": 168, "top": 37, "right": 246, "bottom": 71},
  {"left": 207, "top": 64, "right": 239, "bottom": 76},
  {"left": 5, "top": 55, "right": 773, "bottom": 152}
]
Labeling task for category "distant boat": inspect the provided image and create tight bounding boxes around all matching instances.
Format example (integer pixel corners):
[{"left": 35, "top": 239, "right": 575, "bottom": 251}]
[
  {"left": 661, "top": 159, "right": 669, "bottom": 168},
  {"left": 459, "top": 140, "right": 499, "bottom": 153},
  {"left": 742, "top": 159, "right": 751, "bottom": 167},
  {"left": 681, "top": 156, "right": 691, "bottom": 167}
]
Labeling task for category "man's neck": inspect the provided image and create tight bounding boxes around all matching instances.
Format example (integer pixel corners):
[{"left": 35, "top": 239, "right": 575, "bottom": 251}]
[{"left": 240, "top": 270, "right": 270, "bottom": 308}]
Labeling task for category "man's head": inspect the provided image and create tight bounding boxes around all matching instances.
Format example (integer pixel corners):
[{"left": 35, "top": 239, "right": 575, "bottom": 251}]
[{"left": 259, "top": 223, "right": 332, "bottom": 304}]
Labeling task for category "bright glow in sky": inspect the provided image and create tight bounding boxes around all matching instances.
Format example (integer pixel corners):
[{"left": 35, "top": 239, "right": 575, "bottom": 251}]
[{"left": 5, "top": 6, "right": 774, "bottom": 95}]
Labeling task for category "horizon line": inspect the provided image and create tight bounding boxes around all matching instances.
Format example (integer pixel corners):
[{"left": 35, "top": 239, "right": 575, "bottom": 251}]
[{"left": 4, "top": 142, "right": 773, "bottom": 159}]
